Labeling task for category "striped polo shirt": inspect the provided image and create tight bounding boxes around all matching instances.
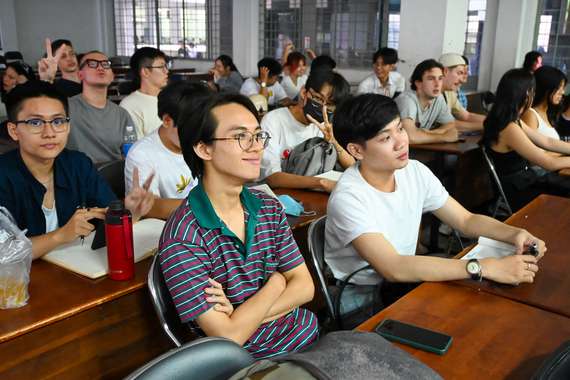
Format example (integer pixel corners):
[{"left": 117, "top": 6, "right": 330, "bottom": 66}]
[{"left": 158, "top": 181, "right": 319, "bottom": 359}]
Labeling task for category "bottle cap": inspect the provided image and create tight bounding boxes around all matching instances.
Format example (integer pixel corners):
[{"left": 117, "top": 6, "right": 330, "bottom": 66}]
[{"left": 109, "top": 200, "right": 124, "bottom": 212}]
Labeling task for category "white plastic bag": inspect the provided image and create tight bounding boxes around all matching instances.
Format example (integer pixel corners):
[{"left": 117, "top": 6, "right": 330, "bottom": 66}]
[{"left": 0, "top": 207, "right": 32, "bottom": 309}]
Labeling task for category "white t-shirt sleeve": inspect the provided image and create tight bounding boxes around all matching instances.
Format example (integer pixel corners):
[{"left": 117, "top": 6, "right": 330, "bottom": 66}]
[
  {"left": 260, "top": 115, "right": 283, "bottom": 179},
  {"left": 120, "top": 96, "right": 145, "bottom": 140},
  {"left": 394, "top": 73, "right": 405, "bottom": 93},
  {"left": 240, "top": 79, "right": 259, "bottom": 97},
  {"left": 357, "top": 76, "right": 374, "bottom": 95},
  {"left": 124, "top": 144, "right": 159, "bottom": 196},
  {"left": 272, "top": 82, "right": 288, "bottom": 101},
  {"left": 415, "top": 161, "right": 449, "bottom": 212}
]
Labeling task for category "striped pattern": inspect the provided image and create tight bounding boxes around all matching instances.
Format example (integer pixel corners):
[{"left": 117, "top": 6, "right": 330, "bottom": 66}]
[{"left": 158, "top": 188, "right": 318, "bottom": 358}]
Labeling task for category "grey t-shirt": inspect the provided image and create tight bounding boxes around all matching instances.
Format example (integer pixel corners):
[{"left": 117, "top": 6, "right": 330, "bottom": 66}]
[
  {"left": 67, "top": 95, "right": 135, "bottom": 164},
  {"left": 216, "top": 71, "right": 243, "bottom": 93},
  {"left": 395, "top": 90, "right": 454, "bottom": 130}
]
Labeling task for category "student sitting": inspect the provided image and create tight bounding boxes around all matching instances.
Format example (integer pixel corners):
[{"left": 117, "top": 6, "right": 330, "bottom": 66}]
[
  {"left": 124, "top": 82, "right": 211, "bottom": 219},
  {"left": 120, "top": 47, "right": 169, "bottom": 139},
  {"left": 37, "top": 38, "right": 82, "bottom": 98},
  {"left": 158, "top": 93, "right": 318, "bottom": 359},
  {"left": 395, "top": 59, "right": 459, "bottom": 144},
  {"left": 357, "top": 47, "right": 405, "bottom": 98},
  {"left": 240, "top": 58, "right": 292, "bottom": 107},
  {"left": 208, "top": 54, "right": 243, "bottom": 93},
  {"left": 325, "top": 93, "right": 544, "bottom": 305},
  {"left": 457, "top": 55, "right": 469, "bottom": 109},
  {"left": 260, "top": 69, "right": 353, "bottom": 192},
  {"left": 2, "top": 61, "right": 36, "bottom": 103},
  {"left": 523, "top": 50, "right": 543, "bottom": 73},
  {"left": 439, "top": 53, "right": 485, "bottom": 132},
  {"left": 0, "top": 81, "right": 155, "bottom": 259},
  {"left": 482, "top": 68, "right": 570, "bottom": 211},
  {"left": 281, "top": 51, "right": 308, "bottom": 100},
  {"left": 310, "top": 55, "right": 336, "bottom": 73},
  {"left": 66, "top": 51, "right": 137, "bottom": 164},
  {"left": 521, "top": 65, "right": 566, "bottom": 140}
]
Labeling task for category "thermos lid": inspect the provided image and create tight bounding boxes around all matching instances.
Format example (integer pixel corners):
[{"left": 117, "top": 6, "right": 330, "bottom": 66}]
[{"left": 109, "top": 200, "right": 124, "bottom": 211}]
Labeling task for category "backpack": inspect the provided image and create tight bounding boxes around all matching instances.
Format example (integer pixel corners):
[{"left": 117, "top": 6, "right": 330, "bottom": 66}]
[{"left": 281, "top": 137, "right": 338, "bottom": 177}]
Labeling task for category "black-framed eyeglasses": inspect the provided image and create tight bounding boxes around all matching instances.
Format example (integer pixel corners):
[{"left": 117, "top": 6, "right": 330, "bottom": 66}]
[
  {"left": 145, "top": 62, "right": 171, "bottom": 71},
  {"left": 209, "top": 131, "right": 271, "bottom": 151},
  {"left": 80, "top": 59, "right": 112, "bottom": 70},
  {"left": 14, "top": 117, "right": 70, "bottom": 134},
  {"left": 307, "top": 89, "right": 336, "bottom": 111}
]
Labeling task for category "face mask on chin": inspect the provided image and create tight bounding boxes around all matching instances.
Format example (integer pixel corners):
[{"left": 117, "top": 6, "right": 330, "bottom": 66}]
[{"left": 303, "top": 97, "right": 334, "bottom": 124}]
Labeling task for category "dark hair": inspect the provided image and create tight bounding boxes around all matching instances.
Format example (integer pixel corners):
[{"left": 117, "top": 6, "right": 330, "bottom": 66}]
[
  {"left": 410, "top": 59, "right": 444, "bottom": 91},
  {"left": 158, "top": 81, "right": 212, "bottom": 122},
  {"left": 286, "top": 51, "right": 306, "bottom": 72},
  {"left": 216, "top": 54, "right": 238, "bottom": 72},
  {"left": 178, "top": 93, "right": 258, "bottom": 177},
  {"left": 305, "top": 69, "right": 351, "bottom": 106},
  {"left": 462, "top": 55, "right": 469, "bottom": 66},
  {"left": 130, "top": 47, "right": 168, "bottom": 87},
  {"left": 333, "top": 94, "right": 400, "bottom": 149},
  {"left": 310, "top": 55, "right": 336, "bottom": 72},
  {"left": 51, "top": 39, "right": 73, "bottom": 54},
  {"left": 523, "top": 51, "right": 542, "bottom": 72},
  {"left": 532, "top": 65, "right": 567, "bottom": 125},
  {"left": 79, "top": 50, "right": 106, "bottom": 66},
  {"left": 257, "top": 57, "right": 282, "bottom": 77},
  {"left": 373, "top": 47, "right": 398, "bottom": 65},
  {"left": 482, "top": 68, "right": 535, "bottom": 147},
  {"left": 6, "top": 81, "right": 68, "bottom": 121},
  {"left": 6, "top": 61, "right": 36, "bottom": 82}
]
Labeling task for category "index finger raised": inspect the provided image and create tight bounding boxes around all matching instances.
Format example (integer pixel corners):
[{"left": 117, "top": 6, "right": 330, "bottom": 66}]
[{"left": 45, "top": 38, "right": 53, "bottom": 58}]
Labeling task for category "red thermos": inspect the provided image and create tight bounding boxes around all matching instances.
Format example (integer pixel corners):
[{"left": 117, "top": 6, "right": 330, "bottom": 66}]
[{"left": 105, "top": 200, "right": 134, "bottom": 281}]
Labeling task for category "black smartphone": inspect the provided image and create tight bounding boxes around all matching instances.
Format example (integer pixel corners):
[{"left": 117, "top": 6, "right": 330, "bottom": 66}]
[
  {"left": 90, "top": 219, "right": 107, "bottom": 250},
  {"left": 375, "top": 319, "right": 452, "bottom": 355}
]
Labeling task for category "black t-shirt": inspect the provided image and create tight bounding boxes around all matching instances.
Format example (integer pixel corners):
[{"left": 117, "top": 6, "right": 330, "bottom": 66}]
[
  {"left": 556, "top": 114, "right": 570, "bottom": 138},
  {"left": 54, "top": 78, "right": 82, "bottom": 98}
]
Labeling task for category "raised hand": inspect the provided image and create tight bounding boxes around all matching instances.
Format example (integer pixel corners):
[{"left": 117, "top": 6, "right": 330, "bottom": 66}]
[
  {"left": 124, "top": 167, "right": 155, "bottom": 222},
  {"left": 37, "top": 38, "right": 62, "bottom": 83},
  {"left": 259, "top": 66, "right": 270, "bottom": 83},
  {"left": 306, "top": 104, "right": 335, "bottom": 143}
]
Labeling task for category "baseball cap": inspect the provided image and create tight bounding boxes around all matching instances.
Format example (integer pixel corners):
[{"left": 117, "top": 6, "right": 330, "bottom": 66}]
[{"left": 439, "top": 53, "right": 466, "bottom": 68}]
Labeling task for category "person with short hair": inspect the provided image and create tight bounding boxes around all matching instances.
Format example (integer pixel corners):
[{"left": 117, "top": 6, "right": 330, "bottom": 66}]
[
  {"left": 37, "top": 38, "right": 82, "bottom": 98},
  {"left": 158, "top": 92, "right": 318, "bottom": 359},
  {"left": 120, "top": 47, "right": 169, "bottom": 138},
  {"left": 310, "top": 55, "right": 336, "bottom": 72},
  {"left": 357, "top": 47, "right": 405, "bottom": 98},
  {"left": 0, "top": 81, "right": 154, "bottom": 259},
  {"left": 394, "top": 59, "right": 458, "bottom": 144},
  {"left": 260, "top": 69, "right": 353, "bottom": 191},
  {"left": 2, "top": 61, "right": 36, "bottom": 98},
  {"left": 439, "top": 53, "right": 485, "bottom": 132},
  {"left": 523, "top": 50, "right": 543, "bottom": 73},
  {"left": 326, "top": 93, "right": 545, "bottom": 305},
  {"left": 457, "top": 55, "right": 469, "bottom": 109},
  {"left": 208, "top": 54, "right": 243, "bottom": 93},
  {"left": 66, "top": 51, "right": 137, "bottom": 164},
  {"left": 124, "top": 82, "right": 212, "bottom": 219},
  {"left": 240, "top": 57, "right": 292, "bottom": 107}
]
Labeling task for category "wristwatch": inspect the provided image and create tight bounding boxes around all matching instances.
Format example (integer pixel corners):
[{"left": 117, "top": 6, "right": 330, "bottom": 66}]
[
  {"left": 466, "top": 259, "right": 483, "bottom": 281},
  {"left": 260, "top": 81, "right": 267, "bottom": 88}
]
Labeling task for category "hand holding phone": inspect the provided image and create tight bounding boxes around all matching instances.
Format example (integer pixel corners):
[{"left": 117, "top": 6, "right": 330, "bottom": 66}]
[{"left": 375, "top": 319, "right": 452, "bottom": 355}]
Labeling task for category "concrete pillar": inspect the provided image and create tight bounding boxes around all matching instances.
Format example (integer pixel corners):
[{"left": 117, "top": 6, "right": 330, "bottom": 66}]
[{"left": 233, "top": 0, "right": 260, "bottom": 77}]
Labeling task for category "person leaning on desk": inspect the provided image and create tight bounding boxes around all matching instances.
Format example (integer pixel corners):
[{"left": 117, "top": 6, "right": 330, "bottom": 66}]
[{"left": 0, "top": 81, "right": 155, "bottom": 260}]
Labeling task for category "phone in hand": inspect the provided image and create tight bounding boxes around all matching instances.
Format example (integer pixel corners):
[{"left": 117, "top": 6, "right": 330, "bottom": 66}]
[
  {"left": 375, "top": 319, "right": 452, "bottom": 355},
  {"left": 90, "top": 218, "right": 106, "bottom": 250}
]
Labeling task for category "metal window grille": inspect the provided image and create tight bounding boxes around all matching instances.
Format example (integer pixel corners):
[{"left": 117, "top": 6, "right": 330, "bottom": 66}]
[
  {"left": 535, "top": 0, "right": 569, "bottom": 72},
  {"left": 114, "top": 0, "right": 231, "bottom": 60},
  {"left": 259, "top": 0, "right": 400, "bottom": 69},
  {"left": 463, "top": 0, "right": 487, "bottom": 90}
]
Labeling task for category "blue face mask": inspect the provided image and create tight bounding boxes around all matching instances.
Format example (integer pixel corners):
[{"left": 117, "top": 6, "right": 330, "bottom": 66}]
[{"left": 277, "top": 195, "right": 306, "bottom": 217}]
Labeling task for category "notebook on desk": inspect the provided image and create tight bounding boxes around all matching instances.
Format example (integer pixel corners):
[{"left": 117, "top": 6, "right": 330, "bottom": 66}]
[
  {"left": 42, "top": 218, "right": 166, "bottom": 279},
  {"left": 461, "top": 236, "right": 515, "bottom": 260}
]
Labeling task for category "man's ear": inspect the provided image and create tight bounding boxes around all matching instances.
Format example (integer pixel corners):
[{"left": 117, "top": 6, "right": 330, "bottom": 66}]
[
  {"left": 346, "top": 142, "right": 364, "bottom": 161},
  {"left": 6, "top": 122, "right": 19, "bottom": 142},
  {"left": 193, "top": 141, "right": 213, "bottom": 162},
  {"left": 443, "top": 67, "right": 450, "bottom": 76}
]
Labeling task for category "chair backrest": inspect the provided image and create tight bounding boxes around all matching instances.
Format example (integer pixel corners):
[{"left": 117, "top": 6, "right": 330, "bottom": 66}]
[
  {"left": 307, "top": 216, "right": 336, "bottom": 321},
  {"left": 148, "top": 253, "right": 192, "bottom": 347},
  {"left": 5, "top": 51, "right": 23, "bottom": 62},
  {"left": 480, "top": 145, "right": 513, "bottom": 217},
  {"left": 124, "top": 337, "right": 254, "bottom": 380},
  {"left": 97, "top": 159, "right": 126, "bottom": 199}
]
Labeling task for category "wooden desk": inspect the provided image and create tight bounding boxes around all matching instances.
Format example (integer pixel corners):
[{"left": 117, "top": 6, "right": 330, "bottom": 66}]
[
  {"left": 410, "top": 134, "right": 481, "bottom": 155},
  {"left": 0, "top": 259, "right": 172, "bottom": 379},
  {"left": 273, "top": 188, "right": 329, "bottom": 230},
  {"left": 457, "top": 194, "right": 570, "bottom": 318},
  {"left": 357, "top": 283, "right": 570, "bottom": 380}
]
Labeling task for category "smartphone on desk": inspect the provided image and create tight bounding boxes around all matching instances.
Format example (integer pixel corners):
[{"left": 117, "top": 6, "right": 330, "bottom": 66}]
[{"left": 375, "top": 319, "right": 452, "bottom": 355}]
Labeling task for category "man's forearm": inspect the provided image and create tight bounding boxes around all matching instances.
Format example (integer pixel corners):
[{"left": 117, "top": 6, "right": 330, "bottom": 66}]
[
  {"left": 262, "top": 275, "right": 314, "bottom": 322},
  {"left": 146, "top": 198, "right": 183, "bottom": 220},
  {"left": 266, "top": 172, "right": 322, "bottom": 190}
]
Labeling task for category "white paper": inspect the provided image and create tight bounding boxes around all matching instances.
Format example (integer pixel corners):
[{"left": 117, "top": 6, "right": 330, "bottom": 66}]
[
  {"left": 461, "top": 236, "right": 516, "bottom": 260},
  {"left": 42, "top": 218, "right": 166, "bottom": 279},
  {"left": 315, "top": 170, "right": 343, "bottom": 182}
]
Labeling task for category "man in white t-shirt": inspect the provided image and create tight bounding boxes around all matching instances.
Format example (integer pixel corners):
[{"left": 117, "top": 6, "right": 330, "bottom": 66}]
[
  {"left": 357, "top": 47, "right": 405, "bottom": 98},
  {"left": 125, "top": 82, "right": 210, "bottom": 219},
  {"left": 260, "top": 69, "right": 353, "bottom": 192},
  {"left": 120, "top": 47, "right": 169, "bottom": 139},
  {"left": 326, "top": 94, "right": 545, "bottom": 305},
  {"left": 240, "top": 57, "right": 292, "bottom": 107}
]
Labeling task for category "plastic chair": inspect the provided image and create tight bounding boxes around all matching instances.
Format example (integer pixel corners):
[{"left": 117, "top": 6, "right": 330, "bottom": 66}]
[
  {"left": 124, "top": 337, "right": 254, "bottom": 380},
  {"left": 307, "top": 216, "right": 381, "bottom": 329},
  {"left": 532, "top": 340, "right": 570, "bottom": 380},
  {"left": 148, "top": 253, "right": 196, "bottom": 347},
  {"left": 97, "top": 159, "right": 126, "bottom": 199},
  {"left": 480, "top": 145, "right": 513, "bottom": 218}
]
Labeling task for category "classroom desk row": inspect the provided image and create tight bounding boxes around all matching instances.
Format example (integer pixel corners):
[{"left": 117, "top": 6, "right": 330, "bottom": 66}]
[{"left": 357, "top": 194, "right": 570, "bottom": 379}]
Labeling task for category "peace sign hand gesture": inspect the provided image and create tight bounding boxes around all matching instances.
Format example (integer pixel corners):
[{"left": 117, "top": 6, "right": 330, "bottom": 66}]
[
  {"left": 38, "top": 38, "right": 62, "bottom": 84},
  {"left": 124, "top": 167, "right": 155, "bottom": 222},
  {"left": 306, "top": 104, "right": 336, "bottom": 144}
]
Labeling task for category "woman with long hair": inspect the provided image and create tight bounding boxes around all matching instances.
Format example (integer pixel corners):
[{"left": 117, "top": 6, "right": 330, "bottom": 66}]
[
  {"left": 208, "top": 54, "right": 243, "bottom": 93},
  {"left": 482, "top": 68, "right": 570, "bottom": 210},
  {"left": 521, "top": 65, "right": 566, "bottom": 139}
]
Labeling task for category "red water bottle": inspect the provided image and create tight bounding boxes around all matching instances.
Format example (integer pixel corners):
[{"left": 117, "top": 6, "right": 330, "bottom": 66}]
[{"left": 105, "top": 200, "right": 134, "bottom": 281}]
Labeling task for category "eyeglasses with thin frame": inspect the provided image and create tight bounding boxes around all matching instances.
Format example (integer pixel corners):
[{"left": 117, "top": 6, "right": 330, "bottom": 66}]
[
  {"left": 80, "top": 59, "right": 112, "bottom": 70},
  {"left": 145, "top": 62, "right": 171, "bottom": 72},
  {"left": 209, "top": 130, "right": 271, "bottom": 151},
  {"left": 13, "top": 117, "right": 70, "bottom": 134},
  {"left": 308, "top": 89, "right": 336, "bottom": 111}
]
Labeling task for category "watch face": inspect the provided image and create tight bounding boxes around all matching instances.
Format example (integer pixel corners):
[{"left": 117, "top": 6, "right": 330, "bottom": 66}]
[{"left": 467, "top": 261, "right": 480, "bottom": 274}]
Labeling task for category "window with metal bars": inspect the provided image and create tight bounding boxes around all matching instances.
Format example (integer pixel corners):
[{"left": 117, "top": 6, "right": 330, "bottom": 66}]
[
  {"left": 535, "top": 0, "right": 570, "bottom": 72},
  {"left": 463, "top": 0, "right": 487, "bottom": 90},
  {"left": 259, "top": 0, "right": 400, "bottom": 69},
  {"left": 114, "top": 0, "right": 232, "bottom": 60}
]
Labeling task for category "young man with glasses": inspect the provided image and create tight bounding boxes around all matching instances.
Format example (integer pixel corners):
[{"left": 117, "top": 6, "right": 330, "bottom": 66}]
[
  {"left": 260, "top": 69, "right": 354, "bottom": 191},
  {"left": 120, "top": 47, "right": 170, "bottom": 139},
  {"left": 0, "top": 81, "right": 155, "bottom": 259},
  {"left": 158, "top": 92, "right": 318, "bottom": 358},
  {"left": 66, "top": 51, "right": 137, "bottom": 164}
]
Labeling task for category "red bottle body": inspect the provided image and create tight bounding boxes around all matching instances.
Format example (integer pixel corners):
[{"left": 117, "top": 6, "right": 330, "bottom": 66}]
[{"left": 105, "top": 202, "right": 134, "bottom": 281}]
